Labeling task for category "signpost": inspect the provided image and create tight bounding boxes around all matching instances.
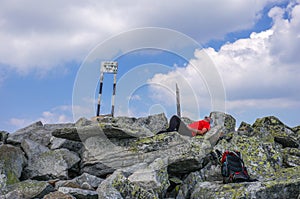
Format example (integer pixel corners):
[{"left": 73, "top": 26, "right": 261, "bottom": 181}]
[
  {"left": 176, "top": 83, "right": 181, "bottom": 117},
  {"left": 96, "top": 61, "right": 118, "bottom": 117}
]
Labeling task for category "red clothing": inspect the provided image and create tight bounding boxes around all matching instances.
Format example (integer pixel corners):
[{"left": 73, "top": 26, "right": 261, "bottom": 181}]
[{"left": 188, "top": 120, "right": 210, "bottom": 136}]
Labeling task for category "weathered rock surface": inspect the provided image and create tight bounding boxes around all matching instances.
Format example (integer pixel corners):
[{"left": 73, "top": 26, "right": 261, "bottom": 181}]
[
  {"left": 22, "top": 148, "right": 80, "bottom": 180},
  {"left": 7, "top": 121, "right": 74, "bottom": 146},
  {"left": 43, "top": 191, "right": 76, "bottom": 199},
  {"left": 0, "top": 112, "right": 299, "bottom": 199},
  {"left": 0, "top": 131, "right": 8, "bottom": 145},
  {"left": 58, "top": 187, "right": 98, "bottom": 199},
  {"left": 253, "top": 116, "right": 299, "bottom": 148},
  {"left": 3, "top": 180, "right": 54, "bottom": 199},
  {"left": 0, "top": 144, "right": 26, "bottom": 187},
  {"left": 55, "top": 173, "right": 103, "bottom": 190}
]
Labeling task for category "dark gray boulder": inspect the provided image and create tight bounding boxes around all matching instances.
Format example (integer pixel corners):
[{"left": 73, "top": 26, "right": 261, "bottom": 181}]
[
  {"left": 7, "top": 121, "right": 74, "bottom": 147},
  {"left": 0, "top": 131, "right": 8, "bottom": 145},
  {"left": 55, "top": 172, "right": 103, "bottom": 190},
  {"left": 2, "top": 180, "right": 54, "bottom": 199},
  {"left": 253, "top": 116, "right": 299, "bottom": 148},
  {"left": 0, "top": 144, "right": 26, "bottom": 186},
  {"left": 22, "top": 148, "right": 80, "bottom": 180}
]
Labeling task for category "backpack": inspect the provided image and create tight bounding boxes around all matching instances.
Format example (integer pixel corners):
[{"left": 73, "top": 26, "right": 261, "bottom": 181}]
[{"left": 220, "top": 150, "right": 251, "bottom": 183}]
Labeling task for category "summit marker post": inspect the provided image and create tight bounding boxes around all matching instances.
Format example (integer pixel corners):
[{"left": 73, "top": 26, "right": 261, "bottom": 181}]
[
  {"left": 176, "top": 83, "right": 181, "bottom": 117},
  {"left": 96, "top": 61, "right": 118, "bottom": 117}
]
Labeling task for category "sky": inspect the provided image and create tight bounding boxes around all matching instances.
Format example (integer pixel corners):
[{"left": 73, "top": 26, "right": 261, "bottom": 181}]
[{"left": 0, "top": 0, "right": 300, "bottom": 133}]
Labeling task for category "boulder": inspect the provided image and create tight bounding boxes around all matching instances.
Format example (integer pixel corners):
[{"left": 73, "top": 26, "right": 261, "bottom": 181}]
[
  {"left": 97, "top": 170, "right": 158, "bottom": 199},
  {"left": 81, "top": 131, "right": 209, "bottom": 177},
  {"left": 50, "top": 136, "right": 83, "bottom": 153},
  {"left": 53, "top": 113, "right": 168, "bottom": 142},
  {"left": 94, "top": 113, "right": 168, "bottom": 139},
  {"left": 210, "top": 112, "right": 236, "bottom": 134},
  {"left": 0, "top": 144, "right": 26, "bottom": 186},
  {"left": 52, "top": 127, "right": 81, "bottom": 142},
  {"left": 253, "top": 116, "right": 299, "bottom": 148},
  {"left": 214, "top": 132, "right": 282, "bottom": 181},
  {"left": 22, "top": 148, "right": 80, "bottom": 180},
  {"left": 2, "top": 180, "right": 54, "bottom": 199},
  {"left": 75, "top": 117, "right": 96, "bottom": 127},
  {"left": 171, "top": 152, "right": 222, "bottom": 199},
  {"left": 128, "top": 158, "right": 170, "bottom": 198},
  {"left": 58, "top": 187, "right": 98, "bottom": 199},
  {"left": 55, "top": 172, "right": 103, "bottom": 190},
  {"left": 237, "top": 121, "right": 256, "bottom": 137},
  {"left": 43, "top": 191, "right": 76, "bottom": 199},
  {"left": 96, "top": 171, "right": 123, "bottom": 199},
  {"left": 0, "top": 131, "right": 8, "bottom": 145},
  {"left": 191, "top": 166, "right": 300, "bottom": 199},
  {"left": 7, "top": 121, "right": 74, "bottom": 147},
  {"left": 21, "top": 139, "right": 49, "bottom": 160},
  {"left": 282, "top": 147, "right": 300, "bottom": 167},
  {"left": 1, "top": 112, "right": 299, "bottom": 199}
]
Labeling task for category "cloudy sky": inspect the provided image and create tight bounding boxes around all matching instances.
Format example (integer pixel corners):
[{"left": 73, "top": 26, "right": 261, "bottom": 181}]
[{"left": 1, "top": 0, "right": 299, "bottom": 132}]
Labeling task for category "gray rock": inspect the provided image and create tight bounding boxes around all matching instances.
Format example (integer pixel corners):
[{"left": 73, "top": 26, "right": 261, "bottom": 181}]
[
  {"left": 214, "top": 132, "right": 282, "bottom": 181},
  {"left": 55, "top": 173, "right": 103, "bottom": 190},
  {"left": 96, "top": 113, "right": 168, "bottom": 139},
  {"left": 253, "top": 116, "right": 299, "bottom": 148},
  {"left": 23, "top": 148, "right": 80, "bottom": 180},
  {"left": 112, "top": 113, "right": 168, "bottom": 137},
  {"left": 205, "top": 125, "right": 225, "bottom": 146},
  {"left": 7, "top": 121, "right": 74, "bottom": 147},
  {"left": 75, "top": 117, "right": 96, "bottom": 127},
  {"left": 237, "top": 121, "right": 256, "bottom": 136},
  {"left": 81, "top": 120, "right": 223, "bottom": 178},
  {"left": 210, "top": 112, "right": 236, "bottom": 133},
  {"left": 96, "top": 172, "right": 123, "bottom": 199},
  {"left": 43, "top": 191, "right": 76, "bottom": 199},
  {"left": 52, "top": 127, "right": 81, "bottom": 142},
  {"left": 0, "top": 173, "right": 7, "bottom": 194},
  {"left": 21, "top": 139, "right": 49, "bottom": 160},
  {"left": 7, "top": 121, "right": 44, "bottom": 145},
  {"left": 191, "top": 167, "right": 300, "bottom": 199},
  {"left": 282, "top": 147, "right": 300, "bottom": 167},
  {"left": 0, "top": 131, "right": 8, "bottom": 145},
  {"left": 50, "top": 136, "right": 83, "bottom": 153},
  {"left": 97, "top": 170, "right": 158, "bottom": 199},
  {"left": 58, "top": 187, "right": 98, "bottom": 199},
  {"left": 44, "top": 123, "right": 75, "bottom": 131},
  {"left": 0, "top": 144, "right": 26, "bottom": 186},
  {"left": 1, "top": 112, "right": 299, "bottom": 199},
  {"left": 128, "top": 158, "right": 170, "bottom": 198},
  {"left": 3, "top": 180, "right": 54, "bottom": 199}
]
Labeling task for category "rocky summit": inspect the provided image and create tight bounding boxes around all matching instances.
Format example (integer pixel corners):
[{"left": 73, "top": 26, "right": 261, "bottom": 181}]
[{"left": 0, "top": 112, "right": 299, "bottom": 199}]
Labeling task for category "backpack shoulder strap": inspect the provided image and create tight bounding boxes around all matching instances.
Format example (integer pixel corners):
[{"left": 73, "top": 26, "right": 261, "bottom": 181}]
[{"left": 231, "top": 151, "right": 244, "bottom": 166}]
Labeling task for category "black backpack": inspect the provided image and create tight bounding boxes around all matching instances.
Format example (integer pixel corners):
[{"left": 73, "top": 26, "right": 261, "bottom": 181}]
[{"left": 220, "top": 150, "right": 252, "bottom": 183}]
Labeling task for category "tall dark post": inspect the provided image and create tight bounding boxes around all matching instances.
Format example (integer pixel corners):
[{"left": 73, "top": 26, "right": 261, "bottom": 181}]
[
  {"left": 176, "top": 83, "right": 181, "bottom": 117},
  {"left": 111, "top": 72, "right": 117, "bottom": 117},
  {"left": 96, "top": 72, "right": 104, "bottom": 117}
]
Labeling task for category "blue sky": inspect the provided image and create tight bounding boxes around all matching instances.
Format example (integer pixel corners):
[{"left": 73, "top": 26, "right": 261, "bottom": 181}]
[{"left": 1, "top": 0, "right": 299, "bottom": 133}]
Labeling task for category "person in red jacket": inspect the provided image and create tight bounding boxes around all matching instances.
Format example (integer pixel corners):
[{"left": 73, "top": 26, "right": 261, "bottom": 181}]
[{"left": 158, "top": 115, "right": 213, "bottom": 137}]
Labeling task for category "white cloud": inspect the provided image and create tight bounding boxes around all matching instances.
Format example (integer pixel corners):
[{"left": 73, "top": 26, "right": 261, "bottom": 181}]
[
  {"left": 0, "top": 0, "right": 288, "bottom": 74},
  {"left": 9, "top": 118, "right": 30, "bottom": 129},
  {"left": 129, "top": 94, "right": 142, "bottom": 101},
  {"left": 227, "top": 98, "right": 300, "bottom": 110},
  {"left": 269, "top": 2, "right": 300, "bottom": 64},
  {"left": 148, "top": 2, "right": 300, "bottom": 119},
  {"left": 9, "top": 105, "right": 74, "bottom": 130}
]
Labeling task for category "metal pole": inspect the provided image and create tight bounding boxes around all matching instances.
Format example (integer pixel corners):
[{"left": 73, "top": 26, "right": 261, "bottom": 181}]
[
  {"left": 111, "top": 73, "right": 117, "bottom": 117},
  {"left": 96, "top": 72, "right": 104, "bottom": 117},
  {"left": 176, "top": 83, "right": 181, "bottom": 117}
]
